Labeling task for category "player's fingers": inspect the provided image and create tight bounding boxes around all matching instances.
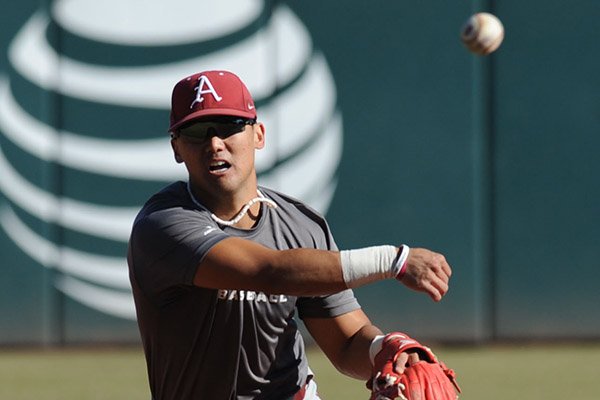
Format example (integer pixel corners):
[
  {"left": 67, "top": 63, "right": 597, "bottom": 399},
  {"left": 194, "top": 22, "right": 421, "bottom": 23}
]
[
  {"left": 394, "top": 352, "right": 410, "bottom": 374},
  {"left": 419, "top": 267, "right": 449, "bottom": 299},
  {"left": 421, "top": 280, "right": 444, "bottom": 302},
  {"left": 394, "top": 351, "right": 421, "bottom": 374},
  {"left": 440, "top": 256, "right": 452, "bottom": 278},
  {"left": 430, "top": 252, "right": 451, "bottom": 282},
  {"left": 430, "top": 272, "right": 449, "bottom": 296},
  {"left": 408, "top": 352, "right": 420, "bottom": 365}
]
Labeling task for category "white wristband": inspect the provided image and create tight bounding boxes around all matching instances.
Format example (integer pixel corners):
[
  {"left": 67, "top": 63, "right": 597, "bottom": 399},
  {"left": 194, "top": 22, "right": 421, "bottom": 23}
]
[
  {"left": 392, "top": 244, "right": 410, "bottom": 278},
  {"left": 339, "top": 245, "right": 403, "bottom": 288},
  {"left": 369, "top": 334, "right": 385, "bottom": 365}
]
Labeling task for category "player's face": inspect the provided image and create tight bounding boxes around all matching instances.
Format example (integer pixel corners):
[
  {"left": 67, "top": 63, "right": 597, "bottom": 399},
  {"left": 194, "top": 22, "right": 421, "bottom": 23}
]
[{"left": 171, "top": 117, "right": 265, "bottom": 198}]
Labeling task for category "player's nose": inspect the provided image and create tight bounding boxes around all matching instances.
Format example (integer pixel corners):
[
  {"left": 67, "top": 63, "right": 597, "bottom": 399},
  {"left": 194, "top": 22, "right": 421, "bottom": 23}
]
[{"left": 205, "top": 128, "right": 226, "bottom": 151}]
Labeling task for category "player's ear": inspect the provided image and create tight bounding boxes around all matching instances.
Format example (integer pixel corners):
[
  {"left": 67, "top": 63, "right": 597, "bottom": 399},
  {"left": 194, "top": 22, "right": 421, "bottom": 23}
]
[
  {"left": 254, "top": 122, "right": 265, "bottom": 150},
  {"left": 170, "top": 135, "right": 184, "bottom": 163}
]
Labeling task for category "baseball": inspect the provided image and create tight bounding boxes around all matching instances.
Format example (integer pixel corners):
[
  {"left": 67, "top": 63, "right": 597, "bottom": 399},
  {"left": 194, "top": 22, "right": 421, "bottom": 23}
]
[{"left": 461, "top": 12, "right": 504, "bottom": 55}]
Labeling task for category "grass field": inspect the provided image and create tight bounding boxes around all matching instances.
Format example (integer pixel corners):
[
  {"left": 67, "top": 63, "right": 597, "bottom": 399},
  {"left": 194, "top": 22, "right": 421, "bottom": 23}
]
[{"left": 1, "top": 344, "right": 599, "bottom": 399}]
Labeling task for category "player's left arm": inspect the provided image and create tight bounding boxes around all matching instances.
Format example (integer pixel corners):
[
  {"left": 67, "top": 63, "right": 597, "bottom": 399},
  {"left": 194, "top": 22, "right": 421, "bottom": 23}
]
[{"left": 303, "top": 309, "right": 382, "bottom": 379}]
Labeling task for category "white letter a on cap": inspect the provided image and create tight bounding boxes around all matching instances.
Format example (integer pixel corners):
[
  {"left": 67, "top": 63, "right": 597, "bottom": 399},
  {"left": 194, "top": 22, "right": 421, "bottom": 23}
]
[{"left": 190, "top": 75, "right": 223, "bottom": 108}]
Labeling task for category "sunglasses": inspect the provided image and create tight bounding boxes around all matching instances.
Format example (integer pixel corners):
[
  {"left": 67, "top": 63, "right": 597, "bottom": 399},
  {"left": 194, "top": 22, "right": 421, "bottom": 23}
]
[{"left": 177, "top": 117, "right": 256, "bottom": 141}]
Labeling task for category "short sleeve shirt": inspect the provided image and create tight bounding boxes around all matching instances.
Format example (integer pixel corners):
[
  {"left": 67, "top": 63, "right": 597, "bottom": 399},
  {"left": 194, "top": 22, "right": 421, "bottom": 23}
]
[{"left": 127, "top": 182, "right": 361, "bottom": 400}]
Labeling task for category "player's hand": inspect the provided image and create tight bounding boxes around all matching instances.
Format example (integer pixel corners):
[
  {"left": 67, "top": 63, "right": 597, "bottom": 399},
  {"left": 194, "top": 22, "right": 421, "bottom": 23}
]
[
  {"left": 368, "top": 351, "right": 420, "bottom": 400},
  {"left": 367, "top": 333, "right": 421, "bottom": 400},
  {"left": 397, "top": 248, "right": 451, "bottom": 302},
  {"left": 367, "top": 333, "right": 460, "bottom": 400}
]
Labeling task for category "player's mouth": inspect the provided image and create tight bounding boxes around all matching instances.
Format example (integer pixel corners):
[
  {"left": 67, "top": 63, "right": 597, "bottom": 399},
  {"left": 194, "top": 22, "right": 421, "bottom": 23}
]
[{"left": 208, "top": 160, "right": 231, "bottom": 173}]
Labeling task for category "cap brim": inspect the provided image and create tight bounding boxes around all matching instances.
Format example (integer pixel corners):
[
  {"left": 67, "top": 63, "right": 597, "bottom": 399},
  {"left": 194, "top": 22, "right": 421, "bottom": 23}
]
[{"left": 169, "top": 108, "right": 257, "bottom": 132}]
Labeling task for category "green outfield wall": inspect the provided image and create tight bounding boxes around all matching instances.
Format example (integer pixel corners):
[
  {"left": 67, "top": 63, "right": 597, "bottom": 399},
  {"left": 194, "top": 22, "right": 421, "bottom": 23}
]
[{"left": 1, "top": 0, "right": 598, "bottom": 345}]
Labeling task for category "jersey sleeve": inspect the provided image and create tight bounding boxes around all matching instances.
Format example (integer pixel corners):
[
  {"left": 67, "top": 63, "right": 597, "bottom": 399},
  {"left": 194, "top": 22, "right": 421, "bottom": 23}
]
[
  {"left": 295, "top": 289, "right": 361, "bottom": 319},
  {"left": 128, "top": 207, "right": 228, "bottom": 304}
]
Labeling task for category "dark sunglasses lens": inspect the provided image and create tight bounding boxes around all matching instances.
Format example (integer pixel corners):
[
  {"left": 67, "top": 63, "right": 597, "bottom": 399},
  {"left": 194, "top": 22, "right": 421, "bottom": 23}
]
[
  {"left": 220, "top": 123, "right": 246, "bottom": 136},
  {"left": 179, "top": 122, "right": 246, "bottom": 139}
]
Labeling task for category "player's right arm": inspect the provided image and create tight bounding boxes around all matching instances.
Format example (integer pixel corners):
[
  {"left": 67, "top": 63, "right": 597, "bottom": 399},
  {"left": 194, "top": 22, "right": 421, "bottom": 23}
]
[
  {"left": 193, "top": 237, "right": 346, "bottom": 296},
  {"left": 194, "top": 237, "right": 451, "bottom": 299}
]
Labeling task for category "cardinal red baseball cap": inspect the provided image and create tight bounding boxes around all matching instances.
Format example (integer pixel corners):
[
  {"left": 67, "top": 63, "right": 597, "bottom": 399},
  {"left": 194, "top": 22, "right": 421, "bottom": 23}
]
[{"left": 168, "top": 70, "right": 257, "bottom": 132}]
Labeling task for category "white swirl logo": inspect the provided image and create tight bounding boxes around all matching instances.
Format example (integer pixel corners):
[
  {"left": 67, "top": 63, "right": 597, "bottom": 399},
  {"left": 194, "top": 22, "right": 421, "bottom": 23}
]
[{"left": 0, "top": 0, "right": 343, "bottom": 319}]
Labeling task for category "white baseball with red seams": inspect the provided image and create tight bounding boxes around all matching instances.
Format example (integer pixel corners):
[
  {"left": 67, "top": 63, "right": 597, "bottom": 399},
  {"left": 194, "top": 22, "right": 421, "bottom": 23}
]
[{"left": 461, "top": 12, "right": 505, "bottom": 55}]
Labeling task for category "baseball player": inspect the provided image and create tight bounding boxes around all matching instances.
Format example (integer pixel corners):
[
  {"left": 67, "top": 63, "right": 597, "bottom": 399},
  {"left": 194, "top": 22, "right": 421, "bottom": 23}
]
[{"left": 127, "top": 70, "right": 458, "bottom": 400}]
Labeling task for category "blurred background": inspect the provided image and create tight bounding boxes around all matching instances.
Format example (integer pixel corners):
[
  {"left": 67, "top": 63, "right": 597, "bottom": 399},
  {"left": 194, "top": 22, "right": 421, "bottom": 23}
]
[{"left": 0, "top": 0, "right": 599, "bottom": 397}]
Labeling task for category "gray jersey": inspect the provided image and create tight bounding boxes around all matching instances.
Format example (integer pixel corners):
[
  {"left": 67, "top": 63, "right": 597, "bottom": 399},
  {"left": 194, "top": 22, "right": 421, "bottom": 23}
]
[{"left": 128, "top": 182, "right": 360, "bottom": 400}]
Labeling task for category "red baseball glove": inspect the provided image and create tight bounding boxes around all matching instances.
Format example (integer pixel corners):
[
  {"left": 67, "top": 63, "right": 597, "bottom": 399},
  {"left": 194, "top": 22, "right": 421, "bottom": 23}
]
[{"left": 367, "top": 332, "right": 460, "bottom": 400}]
